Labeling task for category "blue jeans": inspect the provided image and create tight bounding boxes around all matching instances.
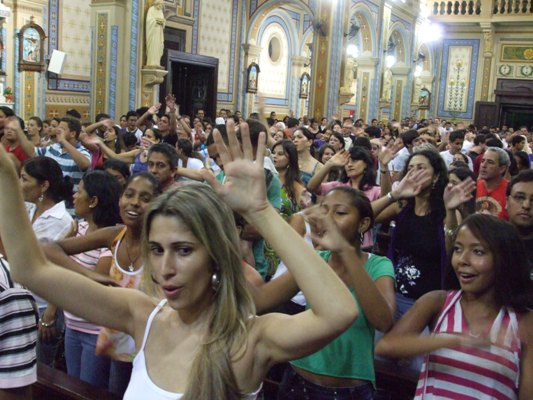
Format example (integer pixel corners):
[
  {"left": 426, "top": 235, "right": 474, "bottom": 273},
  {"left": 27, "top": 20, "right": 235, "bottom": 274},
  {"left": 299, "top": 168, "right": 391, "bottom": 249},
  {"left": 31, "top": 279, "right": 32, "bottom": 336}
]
[
  {"left": 278, "top": 366, "right": 374, "bottom": 400},
  {"left": 64, "top": 328, "right": 110, "bottom": 389}
]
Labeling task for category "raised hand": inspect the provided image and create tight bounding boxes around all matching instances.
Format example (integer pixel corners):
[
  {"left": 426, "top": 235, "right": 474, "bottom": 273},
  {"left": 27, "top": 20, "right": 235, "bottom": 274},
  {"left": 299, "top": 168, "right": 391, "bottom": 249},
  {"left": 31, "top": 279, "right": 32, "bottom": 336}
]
[
  {"left": 443, "top": 178, "right": 476, "bottom": 210},
  {"left": 326, "top": 150, "right": 350, "bottom": 168},
  {"left": 148, "top": 103, "right": 161, "bottom": 115},
  {"left": 393, "top": 168, "right": 432, "bottom": 200},
  {"left": 305, "top": 206, "right": 352, "bottom": 252},
  {"left": 165, "top": 94, "right": 176, "bottom": 111},
  {"left": 201, "top": 120, "right": 269, "bottom": 218},
  {"left": 378, "top": 146, "right": 393, "bottom": 167},
  {"left": 82, "top": 134, "right": 104, "bottom": 146}
]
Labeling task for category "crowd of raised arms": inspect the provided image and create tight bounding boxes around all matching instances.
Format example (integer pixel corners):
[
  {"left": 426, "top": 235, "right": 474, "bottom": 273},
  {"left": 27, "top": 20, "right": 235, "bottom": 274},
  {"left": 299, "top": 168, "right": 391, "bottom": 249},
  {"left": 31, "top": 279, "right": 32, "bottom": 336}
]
[{"left": 0, "top": 97, "right": 531, "bottom": 400}]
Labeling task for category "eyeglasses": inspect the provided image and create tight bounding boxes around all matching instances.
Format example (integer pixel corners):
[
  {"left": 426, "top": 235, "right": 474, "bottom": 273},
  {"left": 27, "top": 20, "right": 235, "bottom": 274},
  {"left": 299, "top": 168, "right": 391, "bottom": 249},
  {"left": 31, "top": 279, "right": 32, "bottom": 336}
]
[{"left": 510, "top": 193, "right": 533, "bottom": 205}]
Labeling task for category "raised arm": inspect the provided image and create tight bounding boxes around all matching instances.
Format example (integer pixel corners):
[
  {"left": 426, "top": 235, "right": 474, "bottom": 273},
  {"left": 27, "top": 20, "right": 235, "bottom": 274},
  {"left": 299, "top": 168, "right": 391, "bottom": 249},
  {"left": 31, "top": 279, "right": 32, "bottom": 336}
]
[
  {"left": 307, "top": 151, "right": 349, "bottom": 194},
  {"left": 202, "top": 121, "right": 358, "bottom": 365},
  {"left": 12, "top": 117, "right": 36, "bottom": 157},
  {"left": 56, "top": 128, "right": 91, "bottom": 171},
  {"left": 443, "top": 178, "right": 476, "bottom": 252},
  {"left": 137, "top": 103, "right": 161, "bottom": 129},
  {"left": 84, "top": 134, "right": 141, "bottom": 163},
  {"left": 0, "top": 145, "right": 141, "bottom": 335}
]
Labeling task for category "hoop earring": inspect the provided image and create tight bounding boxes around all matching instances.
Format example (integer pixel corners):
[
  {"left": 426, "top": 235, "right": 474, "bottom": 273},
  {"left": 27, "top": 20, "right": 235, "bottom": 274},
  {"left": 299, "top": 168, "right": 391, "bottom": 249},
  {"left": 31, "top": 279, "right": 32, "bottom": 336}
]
[
  {"left": 211, "top": 272, "right": 220, "bottom": 292},
  {"left": 360, "top": 232, "right": 364, "bottom": 245}
]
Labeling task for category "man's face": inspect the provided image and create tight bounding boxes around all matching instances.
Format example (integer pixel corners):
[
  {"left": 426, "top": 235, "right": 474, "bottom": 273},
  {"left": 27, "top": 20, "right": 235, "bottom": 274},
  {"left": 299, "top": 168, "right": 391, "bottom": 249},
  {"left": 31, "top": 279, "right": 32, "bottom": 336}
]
[
  {"left": 520, "top": 127, "right": 528, "bottom": 135},
  {"left": 342, "top": 123, "right": 353, "bottom": 137},
  {"left": 58, "top": 121, "right": 74, "bottom": 141},
  {"left": 514, "top": 139, "right": 526, "bottom": 152},
  {"left": 507, "top": 181, "right": 533, "bottom": 232},
  {"left": 479, "top": 150, "right": 504, "bottom": 181},
  {"left": 147, "top": 152, "right": 175, "bottom": 187},
  {"left": 449, "top": 138, "right": 464, "bottom": 155},
  {"left": 127, "top": 116, "right": 137, "bottom": 130},
  {"left": 197, "top": 109, "right": 205, "bottom": 119}
]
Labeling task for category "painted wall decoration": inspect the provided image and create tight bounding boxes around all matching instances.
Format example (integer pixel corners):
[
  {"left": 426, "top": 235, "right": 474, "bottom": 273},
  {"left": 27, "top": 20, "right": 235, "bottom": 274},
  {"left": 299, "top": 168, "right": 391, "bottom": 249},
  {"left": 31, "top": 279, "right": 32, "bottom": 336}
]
[
  {"left": 18, "top": 20, "right": 46, "bottom": 72},
  {"left": 299, "top": 72, "right": 310, "bottom": 99},
  {"left": 500, "top": 45, "right": 533, "bottom": 62},
  {"left": 438, "top": 39, "right": 479, "bottom": 119},
  {"left": 419, "top": 87, "right": 431, "bottom": 109},
  {"left": 246, "top": 62, "right": 260, "bottom": 93}
]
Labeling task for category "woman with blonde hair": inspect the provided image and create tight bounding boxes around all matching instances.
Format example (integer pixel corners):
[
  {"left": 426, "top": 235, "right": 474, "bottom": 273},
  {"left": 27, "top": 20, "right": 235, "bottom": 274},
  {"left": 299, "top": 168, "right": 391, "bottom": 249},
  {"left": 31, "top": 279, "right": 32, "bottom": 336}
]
[{"left": 0, "top": 122, "right": 357, "bottom": 400}]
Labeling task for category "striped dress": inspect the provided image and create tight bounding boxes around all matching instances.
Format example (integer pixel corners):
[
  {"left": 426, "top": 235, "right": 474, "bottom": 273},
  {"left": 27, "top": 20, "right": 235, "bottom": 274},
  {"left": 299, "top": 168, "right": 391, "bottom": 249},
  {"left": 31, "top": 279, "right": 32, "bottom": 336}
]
[{"left": 415, "top": 290, "right": 521, "bottom": 399}]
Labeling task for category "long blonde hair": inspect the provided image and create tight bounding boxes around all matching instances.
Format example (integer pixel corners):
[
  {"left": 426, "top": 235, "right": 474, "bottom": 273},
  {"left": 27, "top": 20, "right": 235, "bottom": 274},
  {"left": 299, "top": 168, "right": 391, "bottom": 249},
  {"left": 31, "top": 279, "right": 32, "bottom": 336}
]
[{"left": 142, "top": 183, "right": 256, "bottom": 399}]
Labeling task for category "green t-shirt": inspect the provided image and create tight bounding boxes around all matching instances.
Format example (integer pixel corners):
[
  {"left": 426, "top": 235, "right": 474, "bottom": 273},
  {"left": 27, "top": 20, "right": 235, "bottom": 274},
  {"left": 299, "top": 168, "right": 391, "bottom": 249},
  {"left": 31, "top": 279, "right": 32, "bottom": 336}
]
[
  {"left": 291, "top": 251, "right": 395, "bottom": 386},
  {"left": 216, "top": 169, "right": 281, "bottom": 280}
]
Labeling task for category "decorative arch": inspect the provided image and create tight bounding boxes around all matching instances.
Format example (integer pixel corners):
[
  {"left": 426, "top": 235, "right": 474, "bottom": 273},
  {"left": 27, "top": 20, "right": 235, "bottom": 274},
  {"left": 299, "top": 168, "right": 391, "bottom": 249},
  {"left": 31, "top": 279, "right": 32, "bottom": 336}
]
[
  {"left": 248, "top": 0, "right": 315, "bottom": 44},
  {"left": 388, "top": 24, "right": 409, "bottom": 65},
  {"left": 418, "top": 43, "right": 433, "bottom": 74},
  {"left": 349, "top": 3, "right": 377, "bottom": 57},
  {"left": 257, "top": 13, "right": 297, "bottom": 56}
]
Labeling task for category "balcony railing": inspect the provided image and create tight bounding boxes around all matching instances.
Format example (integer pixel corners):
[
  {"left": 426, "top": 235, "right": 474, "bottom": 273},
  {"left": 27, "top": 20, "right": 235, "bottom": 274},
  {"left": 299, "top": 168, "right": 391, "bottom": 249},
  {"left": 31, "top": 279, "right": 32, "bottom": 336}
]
[{"left": 430, "top": 1, "right": 533, "bottom": 17}]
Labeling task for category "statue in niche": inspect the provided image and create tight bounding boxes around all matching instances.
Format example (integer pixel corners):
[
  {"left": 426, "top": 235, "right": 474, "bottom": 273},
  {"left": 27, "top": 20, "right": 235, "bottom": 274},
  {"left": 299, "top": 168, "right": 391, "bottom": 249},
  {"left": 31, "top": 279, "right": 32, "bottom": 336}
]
[
  {"left": 145, "top": 0, "right": 165, "bottom": 68},
  {"left": 483, "top": 30, "right": 493, "bottom": 54},
  {"left": 382, "top": 69, "right": 392, "bottom": 101},
  {"left": 341, "top": 58, "right": 356, "bottom": 92}
]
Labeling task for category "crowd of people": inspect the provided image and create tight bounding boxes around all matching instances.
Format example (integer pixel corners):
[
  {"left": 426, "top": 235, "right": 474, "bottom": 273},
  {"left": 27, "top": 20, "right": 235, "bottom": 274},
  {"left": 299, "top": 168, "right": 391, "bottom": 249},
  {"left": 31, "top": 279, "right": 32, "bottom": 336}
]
[{"left": 0, "top": 100, "right": 531, "bottom": 399}]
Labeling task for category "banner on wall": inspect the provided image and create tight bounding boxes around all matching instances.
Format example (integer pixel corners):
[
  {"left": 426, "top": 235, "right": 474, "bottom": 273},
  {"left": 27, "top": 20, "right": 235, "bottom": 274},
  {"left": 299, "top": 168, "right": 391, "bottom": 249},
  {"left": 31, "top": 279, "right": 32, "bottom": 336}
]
[{"left": 437, "top": 39, "right": 480, "bottom": 120}]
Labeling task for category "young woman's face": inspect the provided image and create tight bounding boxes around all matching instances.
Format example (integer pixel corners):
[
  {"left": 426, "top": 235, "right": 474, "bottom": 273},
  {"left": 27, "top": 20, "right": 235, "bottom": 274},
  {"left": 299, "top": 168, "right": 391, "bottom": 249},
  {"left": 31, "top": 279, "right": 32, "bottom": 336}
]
[
  {"left": 328, "top": 136, "right": 343, "bottom": 151},
  {"left": 273, "top": 130, "right": 284, "bottom": 142},
  {"left": 271, "top": 145, "right": 288, "bottom": 170},
  {"left": 452, "top": 226, "right": 495, "bottom": 295},
  {"left": 119, "top": 176, "right": 156, "bottom": 228},
  {"left": 292, "top": 130, "right": 310, "bottom": 153},
  {"left": 143, "top": 129, "right": 159, "bottom": 144},
  {"left": 27, "top": 119, "right": 42, "bottom": 137},
  {"left": 106, "top": 168, "right": 127, "bottom": 188},
  {"left": 407, "top": 155, "right": 436, "bottom": 191},
  {"left": 148, "top": 215, "right": 213, "bottom": 311},
  {"left": 321, "top": 190, "right": 361, "bottom": 243},
  {"left": 158, "top": 116, "right": 169, "bottom": 132},
  {"left": 20, "top": 168, "right": 43, "bottom": 203},
  {"left": 321, "top": 147, "right": 335, "bottom": 164},
  {"left": 448, "top": 173, "right": 461, "bottom": 186},
  {"left": 344, "top": 158, "right": 367, "bottom": 179},
  {"left": 43, "top": 122, "right": 51, "bottom": 136},
  {"left": 73, "top": 180, "right": 93, "bottom": 218}
]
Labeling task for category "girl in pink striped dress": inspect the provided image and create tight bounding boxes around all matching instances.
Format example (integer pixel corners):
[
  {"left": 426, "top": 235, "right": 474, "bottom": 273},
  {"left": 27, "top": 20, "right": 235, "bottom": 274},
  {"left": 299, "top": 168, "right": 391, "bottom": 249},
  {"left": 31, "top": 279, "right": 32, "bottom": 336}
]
[{"left": 376, "top": 214, "right": 532, "bottom": 399}]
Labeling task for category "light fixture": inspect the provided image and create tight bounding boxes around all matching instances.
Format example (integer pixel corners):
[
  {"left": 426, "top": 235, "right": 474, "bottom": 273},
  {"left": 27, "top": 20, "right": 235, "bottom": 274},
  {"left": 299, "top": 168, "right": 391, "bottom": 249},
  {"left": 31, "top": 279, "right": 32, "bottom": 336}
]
[
  {"left": 385, "top": 55, "right": 396, "bottom": 68},
  {"left": 414, "top": 64, "right": 423, "bottom": 77},
  {"left": 347, "top": 44, "right": 359, "bottom": 58},
  {"left": 419, "top": 21, "right": 442, "bottom": 43},
  {"left": 384, "top": 38, "right": 397, "bottom": 68}
]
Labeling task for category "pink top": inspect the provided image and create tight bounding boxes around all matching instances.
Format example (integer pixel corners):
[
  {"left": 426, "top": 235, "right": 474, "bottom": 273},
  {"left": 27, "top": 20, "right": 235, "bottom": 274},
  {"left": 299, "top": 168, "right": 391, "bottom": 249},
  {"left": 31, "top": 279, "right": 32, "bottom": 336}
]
[
  {"left": 319, "top": 181, "right": 381, "bottom": 248},
  {"left": 415, "top": 290, "right": 521, "bottom": 399},
  {"left": 64, "top": 221, "right": 112, "bottom": 334}
]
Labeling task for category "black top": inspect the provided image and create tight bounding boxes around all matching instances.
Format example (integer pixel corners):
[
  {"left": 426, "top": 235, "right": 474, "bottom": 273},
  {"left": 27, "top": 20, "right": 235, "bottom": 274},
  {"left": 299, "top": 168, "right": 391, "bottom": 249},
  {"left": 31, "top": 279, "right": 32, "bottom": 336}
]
[{"left": 391, "top": 208, "right": 444, "bottom": 300}]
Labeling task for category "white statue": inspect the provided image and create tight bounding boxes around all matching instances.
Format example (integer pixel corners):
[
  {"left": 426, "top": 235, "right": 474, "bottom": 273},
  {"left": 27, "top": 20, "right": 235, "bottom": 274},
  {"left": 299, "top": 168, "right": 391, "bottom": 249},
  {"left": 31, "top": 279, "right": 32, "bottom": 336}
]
[
  {"left": 341, "top": 58, "right": 356, "bottom": 92},
  {"left": 146, "top": 0, "right": 165, "bottom": 67},
  {"left": 382, "top": 69, "right": 392, "bottom": 101},
  {"left": 413, "top": 77, "right": 422, "bottom": 104}
]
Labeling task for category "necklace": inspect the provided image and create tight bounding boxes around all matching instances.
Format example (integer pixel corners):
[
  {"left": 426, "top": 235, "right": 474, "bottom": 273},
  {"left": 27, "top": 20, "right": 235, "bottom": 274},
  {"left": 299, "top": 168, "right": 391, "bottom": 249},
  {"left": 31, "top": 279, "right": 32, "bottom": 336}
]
[{"left": 124, "top": 234, "right": 140, "bottom": 272}]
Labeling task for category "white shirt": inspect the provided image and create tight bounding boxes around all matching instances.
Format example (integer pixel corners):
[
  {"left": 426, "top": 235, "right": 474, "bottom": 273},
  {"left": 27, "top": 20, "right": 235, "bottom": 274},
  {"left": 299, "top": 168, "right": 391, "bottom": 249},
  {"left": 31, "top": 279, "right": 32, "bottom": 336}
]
[
  {"left": 391, "top": 147, "right": 410, "bottom": 173},
  {"left": 178, "top": 157, "right": 203, "bottom": 170},
  {"left": 26, "top": 201, "right": 74, "bottom": 242},
  {"left": 439, "top": 150, "right": 474, "bottom": 170}
]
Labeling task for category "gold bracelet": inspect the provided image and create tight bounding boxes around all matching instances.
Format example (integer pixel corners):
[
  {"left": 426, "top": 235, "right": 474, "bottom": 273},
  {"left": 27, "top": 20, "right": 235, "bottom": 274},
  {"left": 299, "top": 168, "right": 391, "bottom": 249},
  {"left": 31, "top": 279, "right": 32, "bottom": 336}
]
[{"left": 444, "top": 227, "right": 456, "bottom": 237}]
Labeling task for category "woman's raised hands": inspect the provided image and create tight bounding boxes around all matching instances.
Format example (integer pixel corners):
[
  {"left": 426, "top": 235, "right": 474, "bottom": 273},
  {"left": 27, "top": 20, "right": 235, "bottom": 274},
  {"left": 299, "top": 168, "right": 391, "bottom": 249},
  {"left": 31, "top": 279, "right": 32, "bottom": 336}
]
[
  {"left": 393, "top": 168, "right": 433, "bottom": 200},
  {"left": 201, "top": 120, "right": 270, "bottom": 219},
  {"left": 443, "top": 178, "right": 476, "bottom": 211},
  {"left": 305, "top": 206, "right": 352, "bottom": 253}
]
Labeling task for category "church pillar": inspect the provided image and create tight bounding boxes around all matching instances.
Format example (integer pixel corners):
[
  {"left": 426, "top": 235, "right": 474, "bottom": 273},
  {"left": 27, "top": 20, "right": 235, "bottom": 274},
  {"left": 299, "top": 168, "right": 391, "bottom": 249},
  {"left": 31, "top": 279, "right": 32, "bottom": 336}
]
[
  {"left": 241, "top": 43, "right": 261, "bottom": 118},
  {"left": 390, "top": 65, "right": 410, "bottom": 122},
  {"left": 480, "top": 23, "right": 494, "bottom": 102},
  {"left": 291, "top": 55, "right": 308, "bottom": 118},
  {"left": 90, "top": 0, "right": 138, "bottom": 118},
  {"left": 354, "top": 57, "right": 379, "bottom": 123},
  {"left": 309, "top": 0, "right": 342, "bottom": 120}
]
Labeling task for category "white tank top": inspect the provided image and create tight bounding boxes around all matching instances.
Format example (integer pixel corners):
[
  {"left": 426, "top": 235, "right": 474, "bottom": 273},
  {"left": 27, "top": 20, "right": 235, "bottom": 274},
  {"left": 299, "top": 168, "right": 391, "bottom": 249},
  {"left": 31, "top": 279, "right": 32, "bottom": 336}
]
[{"left": 123, "top": 299, "right": 262, "bottom": 400}]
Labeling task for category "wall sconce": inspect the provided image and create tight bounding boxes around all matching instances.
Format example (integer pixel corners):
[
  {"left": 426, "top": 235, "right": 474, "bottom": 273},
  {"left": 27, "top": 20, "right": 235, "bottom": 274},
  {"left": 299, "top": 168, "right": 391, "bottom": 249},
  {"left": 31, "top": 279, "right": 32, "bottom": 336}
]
[
  {"left": 344, "top": 22, "right": 360, "bottom": 39},
  {"left": 413, "top": 52, "right": 425, "bottom": 77},
  {"left": 384, "top": 38, "right": 397, "bottom": 68}
]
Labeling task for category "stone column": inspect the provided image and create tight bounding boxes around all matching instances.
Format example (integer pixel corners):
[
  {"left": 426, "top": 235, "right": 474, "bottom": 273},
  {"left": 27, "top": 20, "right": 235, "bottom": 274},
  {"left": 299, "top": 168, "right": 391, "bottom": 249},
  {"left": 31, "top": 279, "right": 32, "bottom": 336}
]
[
  {"left": 291, "top": 55, "right": 308, "bottom": 117},
  {"left": 355, "top": 57, "right": 379, "bottom": 123},
  {"left": 390, "top": 65, "right": 410, "bottom": 122},
  {"left": 241, "top": 43, "right": 261, "bottom": 117},
  {"left": 90, "top": 0, "right": 139, "bottom": 118},
  {"left": 309, "top": 0, "right": 337, "bottom": 120},
  {"left": 480, "top": 23, "right": 494, "bottom": 102}
]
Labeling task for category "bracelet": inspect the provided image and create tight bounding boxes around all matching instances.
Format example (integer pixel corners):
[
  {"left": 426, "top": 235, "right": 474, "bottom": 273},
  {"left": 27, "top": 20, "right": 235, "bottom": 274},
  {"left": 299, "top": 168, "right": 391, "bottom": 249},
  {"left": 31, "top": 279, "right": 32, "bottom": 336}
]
[
  {"left": 39, "top": 318, "right": 56, "bottom": 328},
  {"left": 387, "top": 192, "right": 397, "bottom": 202}
]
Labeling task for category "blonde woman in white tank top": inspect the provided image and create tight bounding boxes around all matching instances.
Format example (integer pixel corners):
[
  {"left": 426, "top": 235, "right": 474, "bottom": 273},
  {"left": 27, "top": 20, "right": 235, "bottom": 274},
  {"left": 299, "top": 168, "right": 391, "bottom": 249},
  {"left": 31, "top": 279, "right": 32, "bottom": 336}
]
[{"left": 0, "top": 121, "right": 358, "bottom": 400}]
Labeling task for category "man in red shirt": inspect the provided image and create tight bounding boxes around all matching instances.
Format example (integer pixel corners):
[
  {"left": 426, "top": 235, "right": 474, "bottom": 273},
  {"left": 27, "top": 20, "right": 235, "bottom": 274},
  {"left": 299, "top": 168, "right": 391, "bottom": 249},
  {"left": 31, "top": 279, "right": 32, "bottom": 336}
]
[{"left": 476, "top": 146, "right": 510, "bottom": 219}]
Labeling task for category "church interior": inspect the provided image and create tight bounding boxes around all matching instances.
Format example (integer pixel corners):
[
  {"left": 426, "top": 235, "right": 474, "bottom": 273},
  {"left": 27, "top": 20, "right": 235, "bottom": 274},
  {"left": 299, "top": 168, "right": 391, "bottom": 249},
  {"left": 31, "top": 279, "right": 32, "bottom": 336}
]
[{"left": 0, "top": 0, "right": 531, "bottom": 127}]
